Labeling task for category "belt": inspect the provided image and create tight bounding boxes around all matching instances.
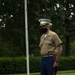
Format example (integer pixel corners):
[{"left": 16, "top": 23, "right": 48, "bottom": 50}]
[{"left": 41, "top": 54, "right": 55, "bottom": 57}]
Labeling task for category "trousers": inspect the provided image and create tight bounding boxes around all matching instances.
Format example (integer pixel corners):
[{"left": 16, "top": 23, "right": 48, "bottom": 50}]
[{"left": 40, "top": 56, "right": 57, "bottom": 75}]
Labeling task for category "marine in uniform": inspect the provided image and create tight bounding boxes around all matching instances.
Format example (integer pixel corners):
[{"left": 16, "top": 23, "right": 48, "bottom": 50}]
[{"left": 39, "top": 18, "right": 62, "bottom": 75}]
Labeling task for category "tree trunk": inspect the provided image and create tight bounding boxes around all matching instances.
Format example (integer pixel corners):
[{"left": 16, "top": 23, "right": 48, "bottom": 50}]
[{"left": 65, "top": 36, "right": 70, "bottom": 56}]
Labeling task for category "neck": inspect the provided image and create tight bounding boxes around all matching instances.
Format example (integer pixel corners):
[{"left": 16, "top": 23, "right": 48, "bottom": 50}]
[{"left": 44, "top": 29, "right": 50, "bottom": 34}]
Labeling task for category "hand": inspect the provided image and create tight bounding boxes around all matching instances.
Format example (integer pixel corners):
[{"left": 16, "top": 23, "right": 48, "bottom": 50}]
[{"left": 53, "top": 61, "right": 58, "bottom": 68}]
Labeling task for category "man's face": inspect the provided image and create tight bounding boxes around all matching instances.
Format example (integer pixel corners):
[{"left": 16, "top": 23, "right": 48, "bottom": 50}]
[{"left": 40, "top": 25, "right": 48, "bottom": 33}]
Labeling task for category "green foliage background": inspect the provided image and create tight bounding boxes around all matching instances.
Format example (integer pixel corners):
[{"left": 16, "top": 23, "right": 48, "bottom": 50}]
[
  {"left": 0, "top": 0, "right": 75, "bottom": 56},
  {"left": 0, "top": 56, "right": 75, "bottom": 74}
]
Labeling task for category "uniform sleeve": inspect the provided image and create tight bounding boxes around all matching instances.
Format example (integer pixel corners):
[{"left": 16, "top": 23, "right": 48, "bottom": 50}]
[
  {"left": 39, "top": 35, "right": 44, "bottom": 47},
  {"left": 53, "top": 33, "right": 62, "bottom": 47},
  {"left": 39, "top": 37, "right": 42, "bottom": 47}
]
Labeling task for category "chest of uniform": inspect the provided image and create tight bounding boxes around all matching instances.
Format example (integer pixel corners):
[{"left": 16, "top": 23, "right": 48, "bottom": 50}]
[{"left": 42, "top": 35, "right": 53, "bottom": 45}]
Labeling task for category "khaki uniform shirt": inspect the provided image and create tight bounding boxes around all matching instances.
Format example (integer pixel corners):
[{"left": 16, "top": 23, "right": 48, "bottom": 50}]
[{"left": 39, "top": 30, "right": 62, "bottom": 55}]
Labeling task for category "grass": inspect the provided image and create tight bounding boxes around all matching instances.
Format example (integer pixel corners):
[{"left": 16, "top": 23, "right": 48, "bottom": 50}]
[
  {"left": 2, "top": 70, "right": 75, "bottom": 75},
  {"left": 7, "top": 73, "right": 75, "bottom": 75},
  {"left": 57, "top": 73, "right": 75, "bottom": 75}
]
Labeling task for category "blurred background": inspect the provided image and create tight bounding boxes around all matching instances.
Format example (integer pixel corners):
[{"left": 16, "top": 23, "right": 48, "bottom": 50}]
[{"left": 0, "top": 0, "right": 75, "bottom": 74}]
